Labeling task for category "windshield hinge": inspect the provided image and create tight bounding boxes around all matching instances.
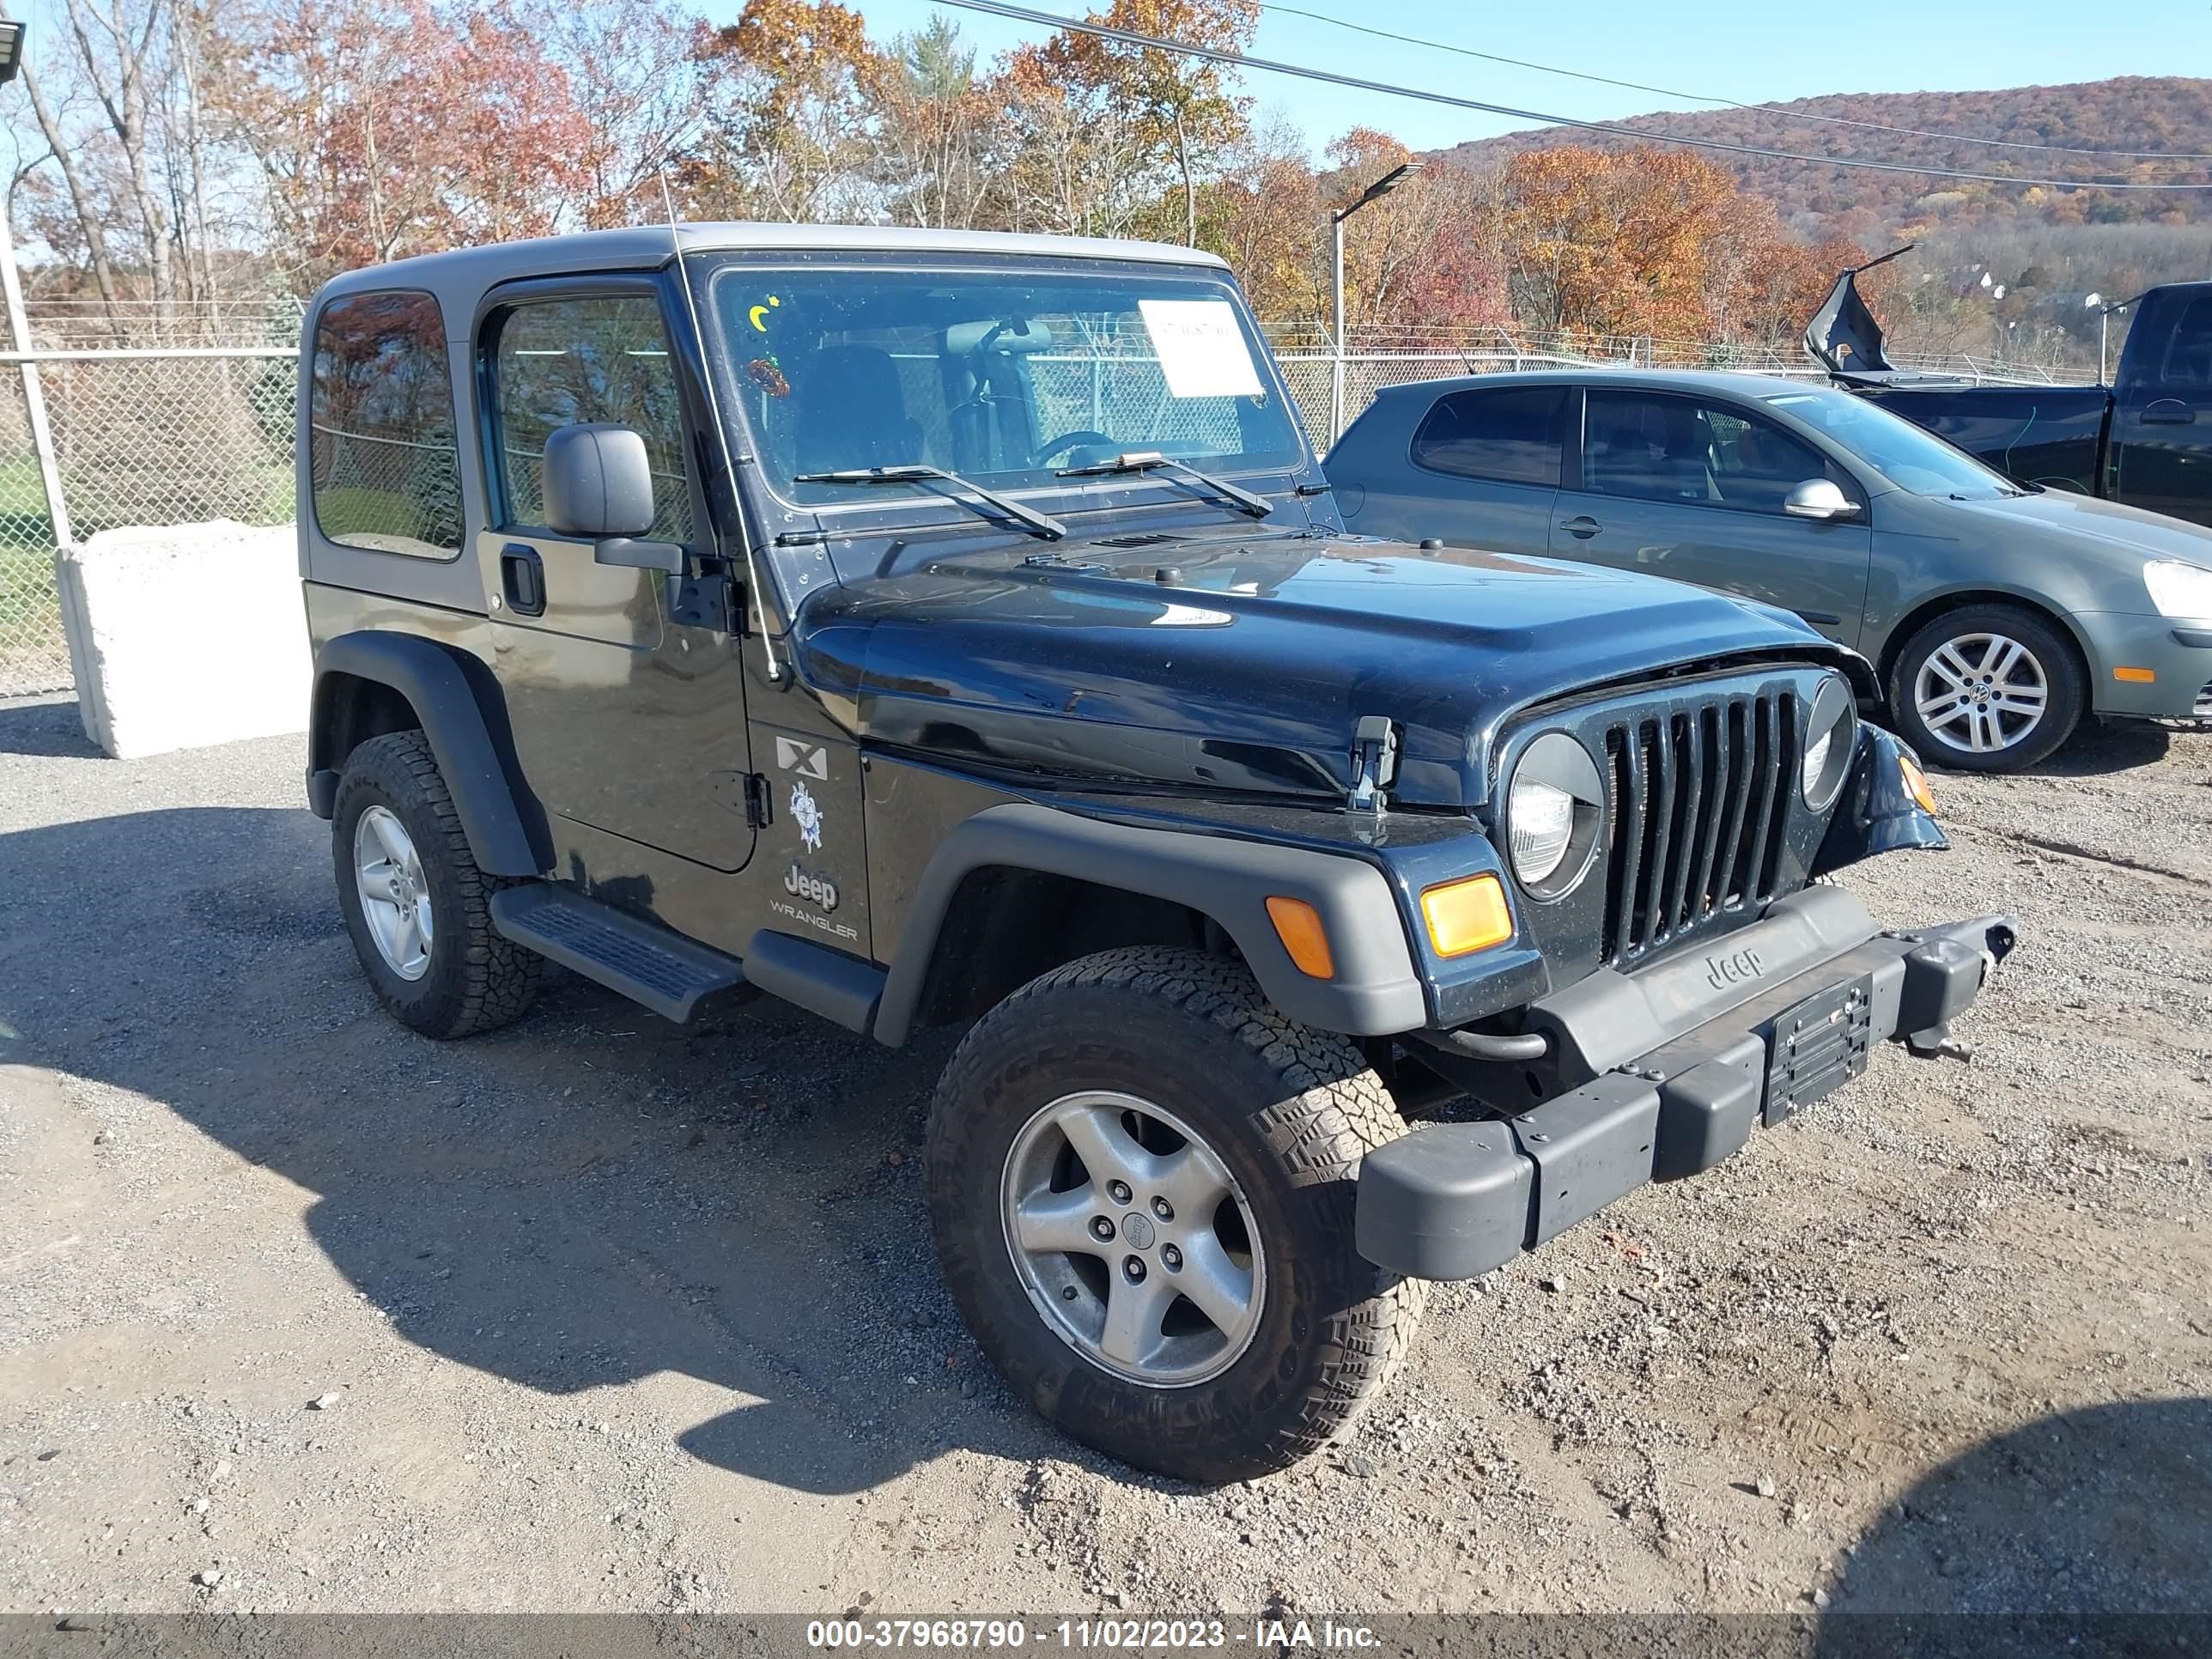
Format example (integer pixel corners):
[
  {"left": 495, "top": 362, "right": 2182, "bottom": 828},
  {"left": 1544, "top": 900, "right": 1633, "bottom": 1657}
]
[
  {"left": 665, "top": 565, "right": 736, "bottom": 634},
  {"left": 1348, "top": 715, "right": 1399, "bottom": 825}
]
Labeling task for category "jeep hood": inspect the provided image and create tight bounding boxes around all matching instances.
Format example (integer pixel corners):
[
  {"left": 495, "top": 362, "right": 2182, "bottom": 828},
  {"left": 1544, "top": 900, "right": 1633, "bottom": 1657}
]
[{"left": 793, "top": 533, "right": 1860, "bottom": 811}]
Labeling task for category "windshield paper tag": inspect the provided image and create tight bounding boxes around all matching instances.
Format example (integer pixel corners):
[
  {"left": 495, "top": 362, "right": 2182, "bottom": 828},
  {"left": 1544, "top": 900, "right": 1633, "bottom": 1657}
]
[{"left": 1138, "top": 299, "right": 1264, "bottom": 399}]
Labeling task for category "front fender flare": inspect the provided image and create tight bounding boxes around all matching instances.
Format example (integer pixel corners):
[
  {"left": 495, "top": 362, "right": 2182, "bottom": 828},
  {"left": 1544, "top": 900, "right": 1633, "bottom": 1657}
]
[
  {"left": 870, "top": 802, "right": 1427, "bottom": 1045},
  {"left": 309, "top": 631, "right": 545, "bottom": 878}
]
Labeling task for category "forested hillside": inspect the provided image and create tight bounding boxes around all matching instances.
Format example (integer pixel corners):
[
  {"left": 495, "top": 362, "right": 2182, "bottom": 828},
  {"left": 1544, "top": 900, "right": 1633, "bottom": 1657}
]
[{"left": 1438, "top": 77, "right": 2212, "bottom": 242}]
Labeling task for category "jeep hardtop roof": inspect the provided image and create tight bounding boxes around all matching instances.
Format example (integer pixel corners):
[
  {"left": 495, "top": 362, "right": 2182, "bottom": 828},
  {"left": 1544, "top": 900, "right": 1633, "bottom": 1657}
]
[{"left": 311, "top": 222, "right": 1235, "bottom": 319}]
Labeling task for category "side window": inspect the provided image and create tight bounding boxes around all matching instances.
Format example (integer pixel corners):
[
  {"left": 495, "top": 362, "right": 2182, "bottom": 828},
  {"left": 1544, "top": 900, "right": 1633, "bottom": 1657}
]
[
  {"left": 2156, "top": 294, "right": 2212, "bottom": 391},
  {"left": 1409, "top": 386, "right": 1565, "bottom": 486},
  {"left": 1584, "top": 390, "right": 1846, "bottom": 514},
  {"left": 308, "top": 291, "right": 463, "bottom": 558},
  {"left": 487, "top": 295, "right": 696, "bottom": 542}
]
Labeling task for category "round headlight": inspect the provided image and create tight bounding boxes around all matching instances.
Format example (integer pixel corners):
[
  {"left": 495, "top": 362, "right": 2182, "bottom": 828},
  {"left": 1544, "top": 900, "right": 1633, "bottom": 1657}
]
[
  {"left": 1802, "top": 678, "right": 1856, "bottom": 810},
  {"left": 1505, "top": 732, "right": 1605, "bottom": 898}
]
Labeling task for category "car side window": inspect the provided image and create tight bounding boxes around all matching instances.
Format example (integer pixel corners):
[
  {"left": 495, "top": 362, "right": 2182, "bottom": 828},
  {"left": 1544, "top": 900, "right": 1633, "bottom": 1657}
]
[
  {"left": 1408, "top": 386, "right": 1565, "bottom": 487},
  {"left": 308, "top": 290, "right": 464, "bottom": 559},
  {"left": 486, "top": 295, "right": 696, "bottom": 542},
  {"left": 1584, "top": 390, "right": 1851, "bottom": 514},
  {"left": 2155, "top": 294, "right": 2212, "bottom": 391}
]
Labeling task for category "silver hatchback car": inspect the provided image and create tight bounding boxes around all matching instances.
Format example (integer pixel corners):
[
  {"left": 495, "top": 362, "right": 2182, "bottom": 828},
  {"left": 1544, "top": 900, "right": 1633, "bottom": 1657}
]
[{"left": 1327, "top": 369, "right": 2212, "bottom": 771}]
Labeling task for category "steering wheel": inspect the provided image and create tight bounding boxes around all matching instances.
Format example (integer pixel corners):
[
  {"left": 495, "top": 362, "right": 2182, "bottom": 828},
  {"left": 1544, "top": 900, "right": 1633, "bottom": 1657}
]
[{"left": 1032, "top": 429, "right": 1118, "bottom": 465}]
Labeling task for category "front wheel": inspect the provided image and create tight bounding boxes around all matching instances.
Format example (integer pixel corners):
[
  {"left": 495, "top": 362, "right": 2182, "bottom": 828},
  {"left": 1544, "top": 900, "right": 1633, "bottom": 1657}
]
[
  {"left": 926, "top": 947, "right": 1423, "bottom": 1483},
  {"left": 1887, "top": 605, "right": 2084, "bottom": 773},
  {"left": 331, "top": 730, "right": 543, "bottom": 1038}
]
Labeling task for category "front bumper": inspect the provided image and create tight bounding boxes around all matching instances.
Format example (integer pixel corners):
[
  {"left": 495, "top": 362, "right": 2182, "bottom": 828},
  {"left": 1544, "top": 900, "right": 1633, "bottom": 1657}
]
[
  {"left": 2075, "top": 610, "right": 2212, "bottom": 720},
  {"left": 1356, "top": 887, "right": 2017, "bottom": 1280}
]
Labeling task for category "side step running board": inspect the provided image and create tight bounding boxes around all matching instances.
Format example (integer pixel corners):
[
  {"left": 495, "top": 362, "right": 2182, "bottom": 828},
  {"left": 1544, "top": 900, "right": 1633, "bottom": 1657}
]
[{"left": 490, "top": 884, "right": 744, "bottom": 1023}]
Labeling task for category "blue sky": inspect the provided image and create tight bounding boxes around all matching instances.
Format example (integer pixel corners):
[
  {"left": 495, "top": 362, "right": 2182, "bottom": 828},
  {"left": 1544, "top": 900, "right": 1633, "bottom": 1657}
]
[{"left": 773, "top": 0, "right": 2212, "bottom": 160}]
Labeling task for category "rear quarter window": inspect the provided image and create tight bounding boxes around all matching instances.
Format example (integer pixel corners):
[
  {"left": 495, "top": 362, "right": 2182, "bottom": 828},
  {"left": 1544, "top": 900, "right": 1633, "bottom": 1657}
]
[
  {"left": 308, "top": 291, "right": 465, "bottom": 558},
  {"left": 1408, "top": 386, "right": 1566, "bottom": 487}
]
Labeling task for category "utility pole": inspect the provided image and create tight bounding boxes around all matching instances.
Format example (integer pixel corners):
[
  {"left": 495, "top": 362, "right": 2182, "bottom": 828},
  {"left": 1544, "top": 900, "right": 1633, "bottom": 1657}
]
[
  {"left": 0, "top": 18, "right": 70, "bottom": 549},
  {"left": 1330, "top": 161, "right": 1421, "bottom": 446}
]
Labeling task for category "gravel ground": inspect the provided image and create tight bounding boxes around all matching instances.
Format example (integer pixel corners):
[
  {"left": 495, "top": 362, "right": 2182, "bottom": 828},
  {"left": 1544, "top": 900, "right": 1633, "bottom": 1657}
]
[{"left": 2, "top": 693, "right": 2207, "bottom": 1620}]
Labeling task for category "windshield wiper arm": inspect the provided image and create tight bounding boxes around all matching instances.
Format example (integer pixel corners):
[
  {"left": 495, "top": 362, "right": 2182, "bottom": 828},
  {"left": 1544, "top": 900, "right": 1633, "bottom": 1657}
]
[
  {"left": 792, "top": 464, "right": 1066, "bottom": 541},
  {"left": 1055, "top": 450, "right": 1273, "bottom": 520}
]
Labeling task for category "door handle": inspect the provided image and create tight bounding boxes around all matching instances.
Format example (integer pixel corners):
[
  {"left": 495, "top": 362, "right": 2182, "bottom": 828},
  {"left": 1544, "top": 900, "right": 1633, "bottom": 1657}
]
[
  {"left": 500, "top": 542, "right": 546, "bottom": 617},
  {"left": 2141, "top": 400, "right": 2197, "bottom": 426},
  {"left": 1559, "top": 515, "right": 1603, "bottom": 539}
]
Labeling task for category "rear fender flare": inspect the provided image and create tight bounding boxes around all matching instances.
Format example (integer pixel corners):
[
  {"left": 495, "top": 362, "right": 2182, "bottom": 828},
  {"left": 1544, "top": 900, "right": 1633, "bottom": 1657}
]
[
  {"left": 870, "top": 801, "right": 1426, "bottom": 1045},
  {"left": 310, "top": 631, "right": 545, "bottom": 878}
]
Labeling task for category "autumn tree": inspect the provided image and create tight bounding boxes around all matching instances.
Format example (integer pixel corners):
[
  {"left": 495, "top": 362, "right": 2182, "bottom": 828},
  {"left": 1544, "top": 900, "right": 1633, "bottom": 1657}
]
[
  {"left": 690, "top": 0, "right": 881, "bottom": 225},
  {"left": 1030, "top": 0, "right": 1259, "bottom": 246},
  {"left": 222, "top": 0, "right": 590, "bottom": 283},
  {"left": 871, "top": 17, "right": 998, "bottom": 231}
]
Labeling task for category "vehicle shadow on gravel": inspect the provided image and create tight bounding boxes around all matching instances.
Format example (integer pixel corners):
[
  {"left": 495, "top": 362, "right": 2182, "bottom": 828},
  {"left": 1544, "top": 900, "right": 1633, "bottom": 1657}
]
[
  {"left": 1919, "top": 718, "right": 2178, "bottom": 781},
  {"left": 4, "top": 802, "right": 1088, "bottom": 1498},
  {"left": 1815, "top": 1396, "right": 2211, "bottom": 1648}
]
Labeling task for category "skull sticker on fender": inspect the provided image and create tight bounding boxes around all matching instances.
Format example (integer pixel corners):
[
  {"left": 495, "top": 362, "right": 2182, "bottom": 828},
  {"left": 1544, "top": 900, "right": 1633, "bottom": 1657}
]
[{"left": 789, "top": 780, "right": 823, "bottom": 853}]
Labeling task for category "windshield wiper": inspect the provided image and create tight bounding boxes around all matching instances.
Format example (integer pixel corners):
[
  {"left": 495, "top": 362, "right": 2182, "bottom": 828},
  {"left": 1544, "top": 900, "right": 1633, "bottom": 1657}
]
[
  {"left": 1055, "top": 450, "right": 1273, "bottom": 520},
  {"left": 792, "top": 464, "right": 1066, "bottom": 541}
]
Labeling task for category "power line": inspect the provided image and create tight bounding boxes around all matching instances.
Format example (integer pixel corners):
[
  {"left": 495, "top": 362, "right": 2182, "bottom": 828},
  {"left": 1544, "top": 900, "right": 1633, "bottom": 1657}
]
[
  {"left": 939, "top": 0, "right": 2212, "bottom": 191},
  {"left": 1260, "top": 2, "right": 2212, "bottom": 162}
]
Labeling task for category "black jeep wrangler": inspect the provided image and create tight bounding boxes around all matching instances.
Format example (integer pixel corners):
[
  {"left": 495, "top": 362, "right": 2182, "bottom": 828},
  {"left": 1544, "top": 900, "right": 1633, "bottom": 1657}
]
[{"left": 298, "top": 223, "right": 2012, "bottom": 1483}]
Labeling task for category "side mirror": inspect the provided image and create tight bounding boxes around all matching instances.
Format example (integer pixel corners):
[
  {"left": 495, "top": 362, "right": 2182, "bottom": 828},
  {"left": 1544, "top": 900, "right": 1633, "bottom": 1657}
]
[
  {"left": 543, "top": 422, "right": 685, "bottom": 574},
  {"left": 1784, "top": 477, "right": 1860, "bottom": 521}
]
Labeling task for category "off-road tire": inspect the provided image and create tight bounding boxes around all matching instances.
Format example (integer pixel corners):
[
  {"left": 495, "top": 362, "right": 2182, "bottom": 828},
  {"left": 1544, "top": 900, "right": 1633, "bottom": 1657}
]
[
  {"left": 927, "top": 945, "right": 1425, "bottom": 1483},
  {"left": 331, "top": 730, "right": 542, "bottom": 1039},
  {"left": 1887, "top": 603, "right": 2084, "bottom": 774}
]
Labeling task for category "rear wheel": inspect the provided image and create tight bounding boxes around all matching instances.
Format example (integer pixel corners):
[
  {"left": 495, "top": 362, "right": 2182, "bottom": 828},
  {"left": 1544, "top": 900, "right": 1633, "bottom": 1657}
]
[
  {"left": 332, "top": 731, "right": 542, "bottom": 1038},
  {"left": 927, "top": 946, "right": 1423, "bottom": 1483},
  {"left": 1888, "top": 604, "right": 2083, "bottom": 772}
]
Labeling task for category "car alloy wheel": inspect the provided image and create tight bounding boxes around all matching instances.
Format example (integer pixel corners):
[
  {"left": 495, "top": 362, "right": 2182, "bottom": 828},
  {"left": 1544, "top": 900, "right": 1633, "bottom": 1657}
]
[
  {"left": 1912, "top": 631, "right": 2050, "bottom": 756},
  {"left": 1000, "top": 1090, "right": 1267, "bottom": 1388},
  {"left": 353, "top": 803, "right": 434, "bottom": 981}
]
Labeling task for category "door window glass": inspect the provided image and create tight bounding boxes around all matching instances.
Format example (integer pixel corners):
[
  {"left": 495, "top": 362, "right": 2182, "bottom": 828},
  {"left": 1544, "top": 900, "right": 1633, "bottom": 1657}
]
[
  {"left": 488, "top": 295, "right": 695, "bottom": 541},
  {"left": 2156, "top": 294, "right": 2212, "bottom": 390},
  {"left": 308, "top": 290, "right": 463, "bottom": 557},
  {"left": 1585, "top": 390, "right": 1847, "bottom": 514},
  {"left": 1408, "top": 386, "right": 1565, "bottom": 486}
]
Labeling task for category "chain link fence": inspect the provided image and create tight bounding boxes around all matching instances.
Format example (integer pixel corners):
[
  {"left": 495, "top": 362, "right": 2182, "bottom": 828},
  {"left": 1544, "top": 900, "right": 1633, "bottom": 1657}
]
[
  {"left": 1, "top": 348, "right": 296, "bottom": 696},
  {"left": 0, "top": 324, "right": 2097, "bottom": 701}
]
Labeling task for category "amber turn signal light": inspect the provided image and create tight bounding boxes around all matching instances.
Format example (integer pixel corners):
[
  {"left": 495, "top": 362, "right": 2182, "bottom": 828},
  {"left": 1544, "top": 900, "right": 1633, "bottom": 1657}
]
[
  {"left": 2113, "top": 665, "right": 2157, "bottom": 684},
  {"left": 1420, "top": 872, "right": 1513, "bottom": 958},
  {"left": 1265, "top": 896, "right": 1335, "bottom": 980},
  {"left": 1899, "top": 752, "right": 1938, "bottom": 815}
]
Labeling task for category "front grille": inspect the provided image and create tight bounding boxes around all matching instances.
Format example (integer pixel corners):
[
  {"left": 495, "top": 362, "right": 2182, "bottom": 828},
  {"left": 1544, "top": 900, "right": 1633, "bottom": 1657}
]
[
  {"left": 1598, "top": 688, "right": 1800, "bottom": 965},
  {"left": 2196, "top": 679, "right": 2212, "bottom": 718}
]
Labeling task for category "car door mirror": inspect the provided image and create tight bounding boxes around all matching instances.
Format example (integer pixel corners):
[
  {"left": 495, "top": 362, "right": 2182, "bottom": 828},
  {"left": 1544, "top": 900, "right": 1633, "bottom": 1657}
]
[
  {"left": 1784, "top": 478, "right": 1859, "bottom": 521},
  {"left": 542, "top": 422, "right": 686, "bottom": 574}
]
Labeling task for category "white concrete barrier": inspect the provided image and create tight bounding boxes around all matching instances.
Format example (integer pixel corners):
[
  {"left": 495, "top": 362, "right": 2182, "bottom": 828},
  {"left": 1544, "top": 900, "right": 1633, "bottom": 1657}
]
[{"left": 57, "top": 520, "right": 307, "bottom": 760}]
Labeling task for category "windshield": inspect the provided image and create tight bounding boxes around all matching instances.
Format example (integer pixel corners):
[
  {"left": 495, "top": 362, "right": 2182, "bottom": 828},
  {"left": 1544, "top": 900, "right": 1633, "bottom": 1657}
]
[
  {"left": 1760, "top": 386, "right": 2021, "bottom": 500},
  {"left": 706, "top": 259, "right": 1308, "bottom": 508}
]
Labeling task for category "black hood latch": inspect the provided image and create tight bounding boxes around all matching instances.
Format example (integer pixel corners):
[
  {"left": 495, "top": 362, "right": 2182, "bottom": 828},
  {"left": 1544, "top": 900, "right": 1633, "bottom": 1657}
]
[{"left": 1348, "top": 715, "right": 1400, "bottom": 826}]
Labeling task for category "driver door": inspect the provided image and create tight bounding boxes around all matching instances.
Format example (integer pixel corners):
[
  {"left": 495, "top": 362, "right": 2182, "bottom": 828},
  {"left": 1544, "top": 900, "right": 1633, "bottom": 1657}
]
[
  {"left": 476, "top": 280, "right": 756, "bottom": 874},
  {"left": 1551, "top": 387, "right": 1874, "bottom": 646}
]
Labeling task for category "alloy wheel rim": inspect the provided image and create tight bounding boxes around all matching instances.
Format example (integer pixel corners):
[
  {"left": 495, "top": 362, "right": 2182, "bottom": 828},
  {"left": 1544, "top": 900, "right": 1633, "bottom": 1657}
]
[
  {"left": 353, "top": 805, "right": 433, "bottom": 981},
  {"left": 1000, "top": 1091, "right": 1267, "bottom": 1389},
  {"left": 1913, "top": 632, "right": 2049, "bottom": 755}
]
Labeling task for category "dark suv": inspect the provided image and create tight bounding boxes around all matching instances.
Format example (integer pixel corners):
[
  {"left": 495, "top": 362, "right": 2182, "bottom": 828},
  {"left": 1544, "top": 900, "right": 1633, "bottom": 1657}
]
[{"left": 298, "top": 223, "right": 2013, "bottom": 1483}]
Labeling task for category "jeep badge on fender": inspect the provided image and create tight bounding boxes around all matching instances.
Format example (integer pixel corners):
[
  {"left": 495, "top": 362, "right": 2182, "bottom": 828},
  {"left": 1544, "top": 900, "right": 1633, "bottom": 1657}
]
[
  {"left": 784, "top": 863, "right": 837, "bottom": 910},
  {"left": 297, "top": 220, "right": 2014, "bottom": 1486}
]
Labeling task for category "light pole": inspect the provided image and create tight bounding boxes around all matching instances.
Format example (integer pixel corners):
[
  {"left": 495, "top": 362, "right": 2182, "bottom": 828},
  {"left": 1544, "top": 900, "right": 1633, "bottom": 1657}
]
[
  {"left": 1331, "top": 161, "right": 1421, "bottom": 445},
  {"left": 0, "top": 18, "right": 70, "bottom": 553},
  {"left": 2084, "top": 292, "right": 2135, "bottom": 386}
]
